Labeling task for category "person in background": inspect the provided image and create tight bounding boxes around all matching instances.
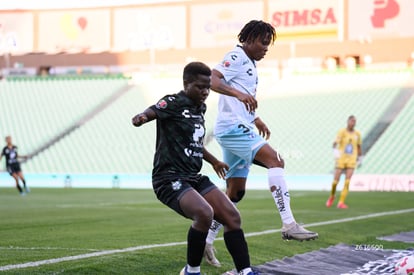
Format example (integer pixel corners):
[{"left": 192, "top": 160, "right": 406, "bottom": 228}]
[
  {"left": 326, "top": 115, "right": 362, "bottom": 209},
  {"left": 1, "top": 136, "right": 30, "bottom": 195}
]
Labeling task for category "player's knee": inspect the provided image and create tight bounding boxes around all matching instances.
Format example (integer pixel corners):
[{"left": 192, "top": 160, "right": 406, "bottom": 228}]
[
  {"left": 195, "top": 206, "right": 214, "bottom": 230},
  {"left": 229, "top": 189, "right": 245, "bottom": 203}
]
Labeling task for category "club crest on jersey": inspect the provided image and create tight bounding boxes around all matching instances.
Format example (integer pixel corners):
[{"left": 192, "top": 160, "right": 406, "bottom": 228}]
[
  {"left": 171, "top": 180, "right": 182, "bottom": 191},
  {"left": 223, "top": 60, "right": 231, "bottom": 67},
  {"left": 156, "top": 99, "right": 168, "bottom": 109}
]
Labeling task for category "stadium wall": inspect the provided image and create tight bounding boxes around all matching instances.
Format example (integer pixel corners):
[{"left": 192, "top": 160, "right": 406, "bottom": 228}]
[
  {"left": 1, "top": 0, "right": 414, "bottom": 74},
  {"left": 1, "top": 173, "right": 413, "bottom": 192}
]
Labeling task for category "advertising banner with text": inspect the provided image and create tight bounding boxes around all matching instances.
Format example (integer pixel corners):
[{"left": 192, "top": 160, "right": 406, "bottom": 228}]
[
  {"left": 0, "top": 12, "right": 34, "bottom": 53},
  {"left": 351, "top": 174, "right": 414, "bottom": 192},
  {"left": 267, "top": 0, "right": 341, "bottom": 41},
  {"left": 37, "top": 10, "right": 110, "bottom": 53},
  {"left": 113, "top": 6, "right": 186, "bottom": 51},
  {"left": 190, "top": 2, "right": 263, "bottom": 48},
  {"left": 348, "top": 0, "right": 414, "bottom": 40}
]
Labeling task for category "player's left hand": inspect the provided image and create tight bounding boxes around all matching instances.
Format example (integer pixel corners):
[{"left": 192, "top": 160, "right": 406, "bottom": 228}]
[
  {"left": 212, "top": 161, "right": 229, "bottom": 179},
  {"left": 254, "top": 117, "right": 271, "bottom": 140}
]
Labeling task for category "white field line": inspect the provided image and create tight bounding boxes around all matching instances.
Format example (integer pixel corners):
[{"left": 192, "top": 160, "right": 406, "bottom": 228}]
[
  {"left": 0, "top": 246, "right": 100, "bottom": 251},
  {"left": 1, "top": 208, "right": 413, "bottom": 271}
]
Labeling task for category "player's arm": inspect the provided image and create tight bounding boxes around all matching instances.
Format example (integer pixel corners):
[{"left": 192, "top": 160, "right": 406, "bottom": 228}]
[
  {"left": 132, "top": 108, "right": 157, "bottom": 127},
  {"left": 203, "top": 147, "right": 229, "bottom": 179},
  {"left": 254, "top": 117, "right": 271, "bottom": 140},
  {"left": 210, "top": 69, "right": 257, "bottom": 112},
  {"left": 18, "top": 154, "right": 29, "bottom": 160}
]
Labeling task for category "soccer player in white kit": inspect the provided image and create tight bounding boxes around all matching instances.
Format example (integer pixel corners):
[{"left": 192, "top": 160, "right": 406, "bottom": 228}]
[{"left": 204, "top": 20, "right": 319, "bottom": 268}]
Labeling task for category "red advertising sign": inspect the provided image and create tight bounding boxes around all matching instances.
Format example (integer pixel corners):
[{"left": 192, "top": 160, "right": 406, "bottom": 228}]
[
  {"left": 267, "top": 0, "right": 341, "bottom": 41},
  {"left": 348, "top": 0, "right": 414, "bottom": 40}
]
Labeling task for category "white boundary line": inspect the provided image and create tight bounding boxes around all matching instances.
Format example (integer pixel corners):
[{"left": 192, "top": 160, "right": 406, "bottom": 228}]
[{"left": 1, "top": 208, "right": 413, "bottom": 271}]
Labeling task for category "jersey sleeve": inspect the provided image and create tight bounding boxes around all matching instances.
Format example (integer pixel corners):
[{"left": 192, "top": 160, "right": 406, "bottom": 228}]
[
  {"left": 214, "top": 49, "right": 244, "bottom": 82},
  {"left": 149, "top": 94, "right": 179, "bottom": 120}
]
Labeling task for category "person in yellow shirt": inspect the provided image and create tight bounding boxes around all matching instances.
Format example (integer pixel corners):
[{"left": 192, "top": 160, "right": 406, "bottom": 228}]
[{"left": 326, "top": 115, "right": 362, "bottom": 209}]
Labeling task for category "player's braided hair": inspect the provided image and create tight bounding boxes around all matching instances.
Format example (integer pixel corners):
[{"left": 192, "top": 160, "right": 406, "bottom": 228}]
[
  {"left": 183, "top": 61, "right": 211, "bottom": 83},
  {"left": 238, "top": 20, "right": 277, "bottom": 44}
]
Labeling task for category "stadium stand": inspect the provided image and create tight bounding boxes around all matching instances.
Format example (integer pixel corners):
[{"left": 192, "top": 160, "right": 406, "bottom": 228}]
[
  {"left": 1, "top": 70, "right": 413, "bottom": 175},
  {"left": 358, "top": 94, "right": 414, "bottom": 174},
  {"left": 0, "top": 76, "right": 128, "bottom": 152}
]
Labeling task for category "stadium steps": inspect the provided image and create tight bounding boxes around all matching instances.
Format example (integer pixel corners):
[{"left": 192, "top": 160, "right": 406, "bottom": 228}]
[
  {"left": 357, "top": 94, "right": 414, "bottom": 174},
  {"left": 0, "top": 77, "right": 128, "bottom": 153},
  {"left": 362, "top": 77, "right": 414, "bottom": 154},
  {"left": 24, "top": 84, "right": 156, "bottom": 173}
]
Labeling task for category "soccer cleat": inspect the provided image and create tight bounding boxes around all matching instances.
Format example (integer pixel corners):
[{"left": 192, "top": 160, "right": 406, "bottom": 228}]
[
  {"left": 337, "top": 202, "right": 348, "bottom": 209},
  {"left": 203, "top": 243, "right": 221, "bottom": 267},
  {"left": 281, "top": 223, "right": 319, "bottom": 241},
  {"left": 179, "top": 266, "right": 200, "bottom": 275},
  {"left": 326, "top": 196, "right": 335, "bottom": 207},
  {"left": 24, "top": 186, "right": 30, "bottom": 193}
]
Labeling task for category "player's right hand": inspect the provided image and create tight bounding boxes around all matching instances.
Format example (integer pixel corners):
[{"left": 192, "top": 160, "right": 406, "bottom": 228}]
[
  {"left": 237, "top": 93, "right": 257, "bottom": 112},
  {"left": 132, "top": 113, "right": 148, "bottom": 127}
]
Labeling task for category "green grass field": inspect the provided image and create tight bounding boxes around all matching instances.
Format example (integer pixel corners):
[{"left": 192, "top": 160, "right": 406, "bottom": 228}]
[{"left": 0, "top": 188, "right": 413, "bottom": 274}]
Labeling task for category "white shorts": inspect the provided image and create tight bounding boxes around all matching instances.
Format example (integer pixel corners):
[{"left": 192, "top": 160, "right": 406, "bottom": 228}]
[{"left": 215, "top": 123, "right": 266, "bottom": 179}]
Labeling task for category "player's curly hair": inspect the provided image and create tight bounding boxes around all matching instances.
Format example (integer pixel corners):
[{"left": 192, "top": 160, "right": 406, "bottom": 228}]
[
  {"left": 183, "top": 61, "right": 211, "bottom": 83},
  {"left": 238, "top": 20, "right": 277, "bottom": 45}
]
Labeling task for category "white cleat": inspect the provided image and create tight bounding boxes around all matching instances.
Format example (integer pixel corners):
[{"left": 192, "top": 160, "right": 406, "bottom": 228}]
[
  {"left": 281, "top": 223, "right": 318, "bottom": 241},
  {"left": 203, "top": 243, "right": 221, "bottom": 267}
]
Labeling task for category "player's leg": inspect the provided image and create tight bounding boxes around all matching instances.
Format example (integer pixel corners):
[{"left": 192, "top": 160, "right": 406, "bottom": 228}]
[
  {"left": 204, "top": 186, "right": 253, "bottom": 275},
  {"left": 154, "top": 179, "right": 212, "bottom": 275},
  {"left": 10, "top": 171, "right": 23, "bottom": 194},
  {"left": 327, "top": 167, "right": 342, "bottom": 207},
  {"left": 178, "top": 188, "right": 213, "bottom": 275},
  {"left": 337, "top": 168, "right": 355, "bottom": 209},
  {"left": 204, "top": 139, "right": 249, "bottom": 267},
  {"left": 254, "top": 144, "right": 318, "bottom": 241},
  {"left": 17, "top": 170, "right": 29, "bottom": 193}
]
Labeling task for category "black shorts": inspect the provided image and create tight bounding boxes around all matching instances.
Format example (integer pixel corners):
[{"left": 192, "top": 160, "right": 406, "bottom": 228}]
[
  {"left": 153, "top": 174, "right": 217, "bottom": 217},
  {"left": 7, "top": 163, "right": 21, "bottom": 176}
]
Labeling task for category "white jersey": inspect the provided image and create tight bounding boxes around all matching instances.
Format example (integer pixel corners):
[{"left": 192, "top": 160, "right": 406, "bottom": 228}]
[{"left": 213, "top": 45, "right": 258, "bottom": 135}]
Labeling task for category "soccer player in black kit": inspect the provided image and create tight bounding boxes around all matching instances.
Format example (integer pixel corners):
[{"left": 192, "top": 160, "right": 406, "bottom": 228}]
[
  {"left": 1, "top": 136, "right": 29, "bottom": 195},
  {"left": 132, "top": 62, "right": 255, "bottom": 275}
]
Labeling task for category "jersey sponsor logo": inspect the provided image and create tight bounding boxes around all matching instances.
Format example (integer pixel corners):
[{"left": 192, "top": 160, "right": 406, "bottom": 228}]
[
  {"left": 192, "top": 124, "right": 205, "bottom": 144},
  {"left": 184, "top": 148, "right": 193, "bottom": 157},
  {"left": 171, "top": 180, "right": 182, "bottom": 191},
  {"left": 223, "top": 60, "right": 231, "bottom": 67},
  {"left": 184, "top": 148, "right": 203, "bottom": 158},
  {"left": 156, "top": 99, "right": 168, "bottom": 109},
  {"left": 274, "top": 186, "right": 287, "bottom": 212},
  {"left": 182, "top": 109, "right": 202, "bottom": 119}
]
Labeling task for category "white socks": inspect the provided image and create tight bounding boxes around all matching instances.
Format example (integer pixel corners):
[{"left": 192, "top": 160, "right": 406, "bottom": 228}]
[
  {"left": 268, "top": 167, "right": 295, "bottom": 225},
  {"left": 206, "top": 219, "right": 223, "bottom": 244}
]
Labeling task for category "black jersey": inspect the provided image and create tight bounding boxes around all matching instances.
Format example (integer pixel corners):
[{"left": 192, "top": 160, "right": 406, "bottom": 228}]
[
  {"left": 149, "top": 91, "right": 207, "bottom": 181},
  {"left": 1, "top": 145, "right": 19, "bottom": 167}
]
